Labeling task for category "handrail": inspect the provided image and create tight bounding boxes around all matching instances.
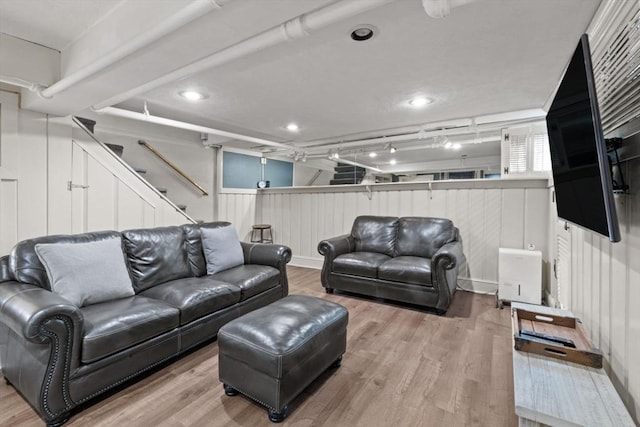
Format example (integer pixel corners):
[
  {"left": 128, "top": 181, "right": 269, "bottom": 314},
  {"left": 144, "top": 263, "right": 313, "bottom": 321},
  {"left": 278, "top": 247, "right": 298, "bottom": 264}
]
[{"left": 138, "top": 140, "right": 209, "bottom": 196}]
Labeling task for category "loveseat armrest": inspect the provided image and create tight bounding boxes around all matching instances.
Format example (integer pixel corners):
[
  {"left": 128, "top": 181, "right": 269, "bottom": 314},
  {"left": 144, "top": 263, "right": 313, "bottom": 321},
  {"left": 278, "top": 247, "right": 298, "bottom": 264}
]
[
  {"left": 0, "top": 282, "right": 83, "bottom": 423},
  {"left": 432, "top": 240, "right": 466, "bottom": 312},
  {"left": 317, "top": 234, "right": 355, "bottom": 289},
  {"left": 318, "top": 234, "right": 355, "bottom": 259},
  {"left": 240, "top": 242, "right": 292, "bottom": 296}
]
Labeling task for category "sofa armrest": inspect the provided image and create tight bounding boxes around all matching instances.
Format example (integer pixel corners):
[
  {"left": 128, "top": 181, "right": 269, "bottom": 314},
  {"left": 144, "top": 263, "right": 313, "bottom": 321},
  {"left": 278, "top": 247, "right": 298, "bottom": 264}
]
[
  {"left": 240, "top": 242, "right": 292, "bottom": 296},
  {"left": 317, "top": 234, "right": 355, "bottom": 289},
  {"left": 432, "top": 240, "right": 466, "bottom": 312},
  {"left": 0, "top": 255, "right": 12, "bottom": 282},
  {"left": 0, "top": 282, "right": 83, "bottom": 422}
]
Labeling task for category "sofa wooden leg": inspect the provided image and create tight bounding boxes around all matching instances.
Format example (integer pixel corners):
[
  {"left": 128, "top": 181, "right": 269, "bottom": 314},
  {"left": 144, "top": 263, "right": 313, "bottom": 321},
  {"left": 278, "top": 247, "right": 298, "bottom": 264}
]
[
  {"left": 268, "top": 405, "right": 288, "bottom": 423},
  {"left": 330, "top": 355, "right": 343, "bottom": 368},
  {"left": 223, "top": 383, "right": 239, "bottom": 396},
  {"left": 325, "top": 287, "right": 334, "bottom": 294}
]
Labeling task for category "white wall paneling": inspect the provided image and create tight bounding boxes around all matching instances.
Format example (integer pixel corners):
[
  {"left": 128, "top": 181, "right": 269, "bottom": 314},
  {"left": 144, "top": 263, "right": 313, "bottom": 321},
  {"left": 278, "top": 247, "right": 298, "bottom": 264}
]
[
  {"left": 256, "top": 179, "right": 550, "bottom": 292},
  {"left": 218, "top": 191, "right": 257, "bottom": 242},
  {"left": 558, "top": 155, "right": 640, "bottom": 422}
]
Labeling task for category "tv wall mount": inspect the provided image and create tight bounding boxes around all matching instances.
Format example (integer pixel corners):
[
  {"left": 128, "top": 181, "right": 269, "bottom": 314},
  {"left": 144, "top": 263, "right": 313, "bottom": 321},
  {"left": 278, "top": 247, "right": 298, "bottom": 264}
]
[{"left": 605, "top": 137, "right": 629, "bottom": 194}]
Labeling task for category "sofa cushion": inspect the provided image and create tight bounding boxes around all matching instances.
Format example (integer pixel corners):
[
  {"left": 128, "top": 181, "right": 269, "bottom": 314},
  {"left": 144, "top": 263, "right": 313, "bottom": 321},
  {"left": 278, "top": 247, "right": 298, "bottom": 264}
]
[
  {"left": 351, "top": 216, "right": 398, "bottom": 257},
  {"left": 9, "top": 230, "right": 120, "bottom": 290},
  {"left": 122, "top": 226, "right": 192, "bottom": 292},
  {"left": 332, "top": 252, "right": 391, "bottom": 278},
  {"left": 139, "top": 277, "right": 241, "bottom": 325},
  {"left": 35, "top": 237, "right": 135, "bottom": 307},
  {"left": 201, "top": 226, "right": 245, "bottom": 275},
  {"left": 182, "top": 222, "right": 232, "bottom": 277},
  {"left": 378, "top": 256, "right": 433, "bottom": 286},
  {"left": 396, "top": 217, "right": 456, "bottom": 258},
  {"left": 80, "top": 295, "right": 180, "bottom": 363},
  {"left": 210, "top": 265, "right": 280, "bottom": 301}
]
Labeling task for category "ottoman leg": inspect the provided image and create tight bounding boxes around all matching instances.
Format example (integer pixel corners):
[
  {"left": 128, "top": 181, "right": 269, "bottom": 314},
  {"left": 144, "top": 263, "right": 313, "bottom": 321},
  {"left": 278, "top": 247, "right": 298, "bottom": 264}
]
[
  {"left": 331, "top": 355, "right": 343, "bottom": 368},
  {"left": 268, "top": 405, "right": 288, "bottom": 423},
  {"left": 223, "top": 383, "right": 239, "bottom": 396}
]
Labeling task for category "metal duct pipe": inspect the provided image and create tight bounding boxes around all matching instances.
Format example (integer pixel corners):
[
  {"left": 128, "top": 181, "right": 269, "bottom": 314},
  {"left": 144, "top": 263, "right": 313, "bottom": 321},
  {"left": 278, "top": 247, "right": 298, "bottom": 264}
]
[
  {"left": 97, "top": 106, "right": 303, "bottom": 152},
  {"left": 92, "top": 0, "right": 395, "bottom": 110},
  {"left": 38, "top": 0, "right": 232, "bottom": 99}
]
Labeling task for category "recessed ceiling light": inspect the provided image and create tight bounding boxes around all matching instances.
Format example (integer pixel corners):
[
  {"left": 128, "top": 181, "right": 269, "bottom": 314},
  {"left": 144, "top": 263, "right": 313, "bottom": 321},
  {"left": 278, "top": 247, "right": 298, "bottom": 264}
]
[
  {"left": 452, "top": 143, "right": 462, "bottom": 150},
  {"left": 444, "top": 141, "right": 453, "bottom": 149},
  {"left": 408, "top": 97, "right": 432, "bottom": 108},
  {"left": 286, "top": 123, "right": 299, "bottom": 132},
  {"left": 369, "top": 152, "right": 377, "bottom": 158},
  {"left": 390, "top": 159, "right": 397, "bottom": 165},
  {"left": 350, "top": 25, "right": 377, "bottom": 41},
  {"left": 179, "top": 90, "right": 207, "bottom": 101}
]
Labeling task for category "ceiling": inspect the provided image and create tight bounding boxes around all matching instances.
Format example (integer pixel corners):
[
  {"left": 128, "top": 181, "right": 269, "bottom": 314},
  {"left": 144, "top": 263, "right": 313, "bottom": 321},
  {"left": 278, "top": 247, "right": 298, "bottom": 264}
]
[{"left": 0, "top": 0, "right": 602, "bottom": 173}]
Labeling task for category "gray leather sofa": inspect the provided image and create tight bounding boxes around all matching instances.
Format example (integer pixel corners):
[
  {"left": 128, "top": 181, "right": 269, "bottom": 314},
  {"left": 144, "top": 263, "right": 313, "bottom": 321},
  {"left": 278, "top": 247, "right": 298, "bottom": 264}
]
[
  {"left": 0, "top": 222, "right": 291, "bottom": 426},
  {"left": 318, "top": 216, "right": 465, "bottom": 314}
]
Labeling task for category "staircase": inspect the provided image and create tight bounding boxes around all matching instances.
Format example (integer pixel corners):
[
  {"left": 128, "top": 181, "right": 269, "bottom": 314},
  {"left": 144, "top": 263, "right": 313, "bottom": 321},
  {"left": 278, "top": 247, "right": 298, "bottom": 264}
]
[{"left": 330, "top": 163, "right": 366, "bottom": 185}]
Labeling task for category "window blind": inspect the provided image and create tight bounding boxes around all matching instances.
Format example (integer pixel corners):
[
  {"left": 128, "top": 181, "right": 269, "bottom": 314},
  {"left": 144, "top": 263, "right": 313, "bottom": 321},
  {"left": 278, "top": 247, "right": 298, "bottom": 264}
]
[
  {"left": 591, "top": 2, "right": 640, "bottom": 134},
  {"left": 533, "top": 133, "right": 551, "bottom": 172},
  {"left": 508, "top": 134, "right": 527, "bottom": 173}
]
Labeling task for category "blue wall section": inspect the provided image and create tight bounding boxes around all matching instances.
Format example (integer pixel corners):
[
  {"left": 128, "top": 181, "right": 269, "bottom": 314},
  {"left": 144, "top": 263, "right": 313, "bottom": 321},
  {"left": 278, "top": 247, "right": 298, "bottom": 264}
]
[{"left": 223, "top": 151, "right": 292, "bottom": 188}]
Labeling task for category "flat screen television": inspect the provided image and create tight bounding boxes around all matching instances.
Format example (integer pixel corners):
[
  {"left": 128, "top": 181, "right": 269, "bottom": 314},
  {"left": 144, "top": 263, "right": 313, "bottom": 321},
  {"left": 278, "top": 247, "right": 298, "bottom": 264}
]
[{"left": 546, "top": 34, "right": 621, "bottom": 242}]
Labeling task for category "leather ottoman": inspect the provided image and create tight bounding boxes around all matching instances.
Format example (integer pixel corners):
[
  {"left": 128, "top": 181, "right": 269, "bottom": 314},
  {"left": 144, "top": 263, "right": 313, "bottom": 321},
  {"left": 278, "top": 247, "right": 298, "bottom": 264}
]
[{"left": 218, "top": 294, "right": 348, "bottom": 422}]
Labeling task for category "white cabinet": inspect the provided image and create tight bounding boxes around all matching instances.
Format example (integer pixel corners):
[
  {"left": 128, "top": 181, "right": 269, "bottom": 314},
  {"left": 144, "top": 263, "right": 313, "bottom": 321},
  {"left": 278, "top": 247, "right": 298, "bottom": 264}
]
[{"left": 498, "top": 248, "right": 542, "bottom": 305}]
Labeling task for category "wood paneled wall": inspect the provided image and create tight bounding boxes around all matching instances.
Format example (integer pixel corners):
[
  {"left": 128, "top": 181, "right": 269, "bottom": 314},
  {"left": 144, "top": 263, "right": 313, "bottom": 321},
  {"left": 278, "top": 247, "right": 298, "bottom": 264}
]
[
  {"left": 249, "top": 180, "right": 550, "bottom": 294},
  {"left": 218, "top": 191, "right": 257, "bottom": 242},
  {"left": 563, "top": 156, "right": 639, "bottom": 421}
]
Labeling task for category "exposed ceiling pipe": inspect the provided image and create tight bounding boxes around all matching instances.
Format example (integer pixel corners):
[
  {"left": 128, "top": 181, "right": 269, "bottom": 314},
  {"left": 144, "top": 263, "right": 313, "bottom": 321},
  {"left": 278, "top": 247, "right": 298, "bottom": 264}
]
[
  {"left": 0, "top": 74, "right": 44, "bottom": 92},
  {"left": 97, "top": 106, "right": 303, "bottom": 152},
  {"left": 333, "top": 158, "right": 383, "bottom": 173},
  {"left": 422, "top": 0, "right": 476, "bottom": 18},
  {"left": 38, "top": 0, "right": 232, "bottom": 99},
  {"left": 92, "top": 0, "right": 395, "bottom": 111}
]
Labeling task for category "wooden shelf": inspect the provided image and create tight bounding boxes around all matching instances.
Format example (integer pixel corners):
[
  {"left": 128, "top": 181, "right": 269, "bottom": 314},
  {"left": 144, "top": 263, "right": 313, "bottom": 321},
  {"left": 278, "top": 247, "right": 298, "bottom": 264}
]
[{"left": 511, "top": 302, "right": 634, "bottom": 426}]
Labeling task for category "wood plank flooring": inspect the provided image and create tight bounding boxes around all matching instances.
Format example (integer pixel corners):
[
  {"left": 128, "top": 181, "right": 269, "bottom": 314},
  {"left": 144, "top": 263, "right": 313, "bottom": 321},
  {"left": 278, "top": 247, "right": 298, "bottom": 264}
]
[{"left": 0, "top": 266, "right": 517, "bottom": 426}]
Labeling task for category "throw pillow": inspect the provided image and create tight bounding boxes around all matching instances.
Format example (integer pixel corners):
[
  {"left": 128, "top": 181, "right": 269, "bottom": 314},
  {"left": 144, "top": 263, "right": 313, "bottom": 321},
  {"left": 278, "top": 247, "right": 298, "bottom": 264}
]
[
  {"left": 35, "top": 237, "right": 135, "bottom": 307},
  {"left": 201, "top": 225, "right": 244, "bottom": 275}
]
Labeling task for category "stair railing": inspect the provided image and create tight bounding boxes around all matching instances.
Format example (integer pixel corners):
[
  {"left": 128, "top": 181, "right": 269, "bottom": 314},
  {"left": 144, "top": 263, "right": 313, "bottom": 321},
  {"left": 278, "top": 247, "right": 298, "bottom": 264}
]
[{"left": 138, "top": 140, "right": 209, "bottom": 196}]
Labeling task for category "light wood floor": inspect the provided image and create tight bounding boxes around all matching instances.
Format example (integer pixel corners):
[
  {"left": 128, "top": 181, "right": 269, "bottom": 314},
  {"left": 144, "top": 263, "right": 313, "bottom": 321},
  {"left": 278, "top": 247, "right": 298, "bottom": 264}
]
[{"left": 0, "top": 266, "right": 517, "bottom": 426}]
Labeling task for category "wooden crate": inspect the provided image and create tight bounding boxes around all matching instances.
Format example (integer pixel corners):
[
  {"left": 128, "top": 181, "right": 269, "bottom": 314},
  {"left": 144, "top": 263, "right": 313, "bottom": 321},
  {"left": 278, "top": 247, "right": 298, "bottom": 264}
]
[{"left": 511, "top": 307, "right": 603, "bottom": 368}]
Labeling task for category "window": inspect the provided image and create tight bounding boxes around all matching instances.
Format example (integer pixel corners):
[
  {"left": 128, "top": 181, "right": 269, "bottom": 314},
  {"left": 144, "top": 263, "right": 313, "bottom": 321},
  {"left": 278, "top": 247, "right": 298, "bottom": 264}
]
[{"left": 501, "top": 123, "right": 551, "bottom": 177}]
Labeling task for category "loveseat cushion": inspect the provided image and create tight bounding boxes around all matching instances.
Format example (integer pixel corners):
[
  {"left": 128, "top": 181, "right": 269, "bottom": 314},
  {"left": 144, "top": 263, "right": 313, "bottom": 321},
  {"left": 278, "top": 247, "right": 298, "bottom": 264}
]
[
  {"left": 378, "top": 256, "right": 433, "bottom": 286},
  {"left": 182, "top": 222, "right": 232, "bottom": 277},
  {"left": 332, "top": 252, "right": 391, "bottom": 278},
  {"left": 139, "top": 277, "right": 241, "bottom": 325},
  {"left": 80, "top": 295, "right": 180, "bottom": 363},
  {"left": 122, "top": 226, "right": 192, "bottom": 292},
  {"left": 395, "top": 217, "right": 456, "bottom": 258},
  {"left": 210, "top": 265, "right": 280, "bottom": 301},
  {"left": 351, "top": 216, "right": 398, "bottom": 257}
]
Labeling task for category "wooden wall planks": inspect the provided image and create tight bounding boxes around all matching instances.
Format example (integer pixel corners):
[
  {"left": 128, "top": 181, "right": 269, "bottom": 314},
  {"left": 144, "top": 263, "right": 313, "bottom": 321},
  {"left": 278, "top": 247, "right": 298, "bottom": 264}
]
[
  {"left": 227, "top": 180, "right": 553, "bottom": 294},
  {"left": 562, "top": 157, "right": 639, "bottom": 422}
]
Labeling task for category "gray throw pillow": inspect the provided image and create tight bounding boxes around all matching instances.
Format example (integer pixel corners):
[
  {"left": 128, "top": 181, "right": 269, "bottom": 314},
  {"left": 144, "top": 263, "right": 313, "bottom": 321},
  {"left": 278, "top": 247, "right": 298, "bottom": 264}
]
[
  {"left": 201, "top": 225, "right": 244, "bottom": 275},
  {"left": 35, "top": 237, "right": 135, "bottom": 307}
]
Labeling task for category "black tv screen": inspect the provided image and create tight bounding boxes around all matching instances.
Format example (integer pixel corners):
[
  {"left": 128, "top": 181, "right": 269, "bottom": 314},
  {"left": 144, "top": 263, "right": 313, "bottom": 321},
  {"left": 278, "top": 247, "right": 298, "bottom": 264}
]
[{"left": 546, "top": 34, "right": 621, "bottom": 242}]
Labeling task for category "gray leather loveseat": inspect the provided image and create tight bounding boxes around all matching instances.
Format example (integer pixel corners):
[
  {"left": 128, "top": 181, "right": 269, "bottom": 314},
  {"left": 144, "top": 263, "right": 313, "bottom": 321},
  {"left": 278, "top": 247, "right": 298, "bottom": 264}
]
[
  {"left": 0, "top": 221, "right": 291, "bottom": 426},
  {"left": 318, "top": 216, "right": 465, "bottom": 314}
]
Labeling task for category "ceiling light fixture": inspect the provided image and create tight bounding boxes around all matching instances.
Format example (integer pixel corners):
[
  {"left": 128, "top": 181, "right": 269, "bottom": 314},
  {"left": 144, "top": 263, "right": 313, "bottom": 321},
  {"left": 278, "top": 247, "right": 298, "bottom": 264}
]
[
  {"left": 389, "top": 145, "right": 397, "bottom": 153},
  {"left": 452, "top": 143, "right": 462, "bottom": 150},
  {"left": 369, "top": 152, "right": 377, "bottom": 158},
  {"left": 286, "top": 123, "right": 299, "bottom": 132},
  {"left": 408, "top": 96, "right": 432, "bottom": 108},
  {"left": 390, "top": 159, "right": 397, "bottom": 165},
  {"left": 444, "top": 141, "right": 453, "bottom": 149},
  {"left": 179, "top": 90, "right": 207, "bottom": 101},
  {"left": 350, "top": 25, "right": 376, "bottom": 41}
]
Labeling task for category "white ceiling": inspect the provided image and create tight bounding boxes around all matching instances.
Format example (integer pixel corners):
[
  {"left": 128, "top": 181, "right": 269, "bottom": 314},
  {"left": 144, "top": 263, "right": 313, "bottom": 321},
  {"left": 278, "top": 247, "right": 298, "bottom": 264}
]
[{"left": 0, "top": 0, "right": 602, "bottom": 172}]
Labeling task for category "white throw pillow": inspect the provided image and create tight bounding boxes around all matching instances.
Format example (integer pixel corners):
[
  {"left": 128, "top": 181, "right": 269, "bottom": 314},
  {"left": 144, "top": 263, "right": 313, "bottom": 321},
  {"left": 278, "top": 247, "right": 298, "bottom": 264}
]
[
  {"left": 35, "top": 237, "right": 135, "bottom": 307},
  {"left": 201, "top": 225, "right": 245, "bottom": 275}
]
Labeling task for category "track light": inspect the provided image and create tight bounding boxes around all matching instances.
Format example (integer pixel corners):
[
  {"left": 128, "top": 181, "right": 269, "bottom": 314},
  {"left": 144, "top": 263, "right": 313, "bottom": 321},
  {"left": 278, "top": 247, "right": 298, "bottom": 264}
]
[{"left": 389, "top": 145, "right": 397, "bottom": 153}]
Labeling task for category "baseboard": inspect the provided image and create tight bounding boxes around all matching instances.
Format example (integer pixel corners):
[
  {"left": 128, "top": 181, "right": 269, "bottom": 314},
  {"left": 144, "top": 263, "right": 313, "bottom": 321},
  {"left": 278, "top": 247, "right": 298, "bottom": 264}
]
[
  {"left": 457, "top": 277, "right": 498, "bottom": 295},
  {"left": 289, "top": 256, "right": 323, "bottom": 270}
]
